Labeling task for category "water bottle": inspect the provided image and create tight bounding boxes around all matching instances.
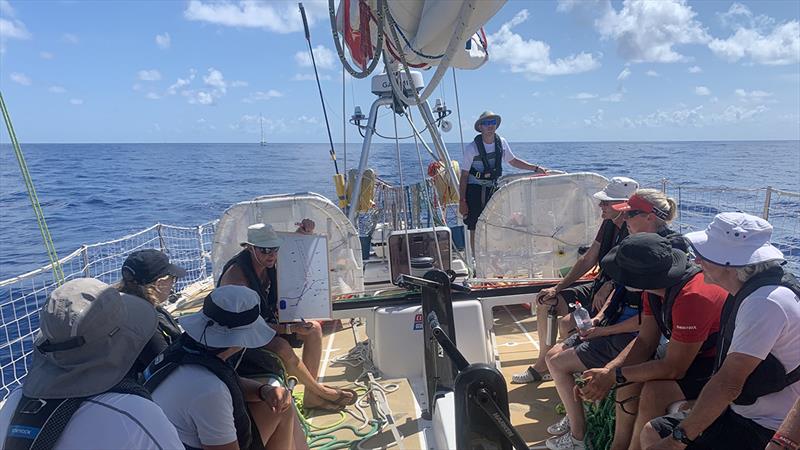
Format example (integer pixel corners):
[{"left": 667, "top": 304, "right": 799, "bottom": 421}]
[
  {"left": 572, "top": 303, "right": 592, "bottom": 332},
  {"left": 546, "top": 305, "right": 558, "bottom": 346}
]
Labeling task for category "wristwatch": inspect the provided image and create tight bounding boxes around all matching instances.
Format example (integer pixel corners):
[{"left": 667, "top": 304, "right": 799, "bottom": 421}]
[
  {"left": 672, "top": 426, "right": 694, "bottom": 445},
  {"left": 615, "top": 367, "right": 627, "bottom": 384}
]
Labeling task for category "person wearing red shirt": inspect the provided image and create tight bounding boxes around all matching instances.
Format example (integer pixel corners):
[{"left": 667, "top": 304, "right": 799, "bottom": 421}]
[{"left": 577, "top": 233, "right": 727, "bottom": 450}]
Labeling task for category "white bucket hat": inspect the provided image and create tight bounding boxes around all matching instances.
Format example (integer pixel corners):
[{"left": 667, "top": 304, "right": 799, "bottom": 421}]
[
  {"left": 593, "top": 177, "right": 639, "bottom": 201},
  {"left": 180, "top": 285, "right": 275, "bottom": 349},
  {"left": 685, "top": 212, "right": 784, "bottom": 267},
  {"left": 474, "top": 111, "right": 502, "bottom": 132},
  {"left": 24, "top": 278, "right": 156, "bottom": 399},
  {"left": 240, "top": 223, "right": 283, "bottom": 248}
]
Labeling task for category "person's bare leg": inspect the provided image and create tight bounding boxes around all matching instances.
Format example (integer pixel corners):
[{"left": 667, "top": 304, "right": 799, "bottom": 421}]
[
  {"left": 298, "top": 321, "right": 323, "bottom": 379},
  {"left": 248, "top": 401, "right": 287, "bottom": 449},
  {"left": 610, "top": 382, "right": 642, "bottom": 450},
  {"left": 546, "top": 346, "right": 588, "bottom": 441},
  {"left": 265, "top": 337, "right": 343, "bottom": 405},
  {"left": 291, "top": 414, "right": 310, "bottom": 450},
  {"left": 629, "top": 381, "right": 685, "bottom": 450},
  {"left": 639, "top": 422, "right": 662, "bottom": 449}
]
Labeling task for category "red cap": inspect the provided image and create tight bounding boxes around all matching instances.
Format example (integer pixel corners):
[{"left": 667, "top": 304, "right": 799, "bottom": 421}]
[{"left": 612, "top": 194, "right": 669, "bottom": 220}]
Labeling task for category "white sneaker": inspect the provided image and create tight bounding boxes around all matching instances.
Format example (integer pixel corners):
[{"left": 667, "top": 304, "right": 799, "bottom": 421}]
[
  {"left": 546, "top": 415, "right": 570, "bottom": 435},
  {"left": 511, "top": 366, "right": 553, "bottom": 384},
  {"left": 545, "top": 432, "right": 585, "bottom": 450}
]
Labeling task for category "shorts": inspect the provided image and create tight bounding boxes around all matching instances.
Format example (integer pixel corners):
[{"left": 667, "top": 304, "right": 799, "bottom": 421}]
[
  {"left": 563, "top": 331, "right": 637, "bottom": 369},
  {"left": 649, "top": 408, "right": 774, "bottom": 450},
  {"left": 464, "top": 183, "right": 495, "bottom": 230},
  {"left": 278, "top": 332, "right": 304, "bottom": 349},
  {"left": 559, "top": 282, "right": 594, "bottom": 312},
  {"left": 675, "top": 357, "right": 714, "bottom": 400}
]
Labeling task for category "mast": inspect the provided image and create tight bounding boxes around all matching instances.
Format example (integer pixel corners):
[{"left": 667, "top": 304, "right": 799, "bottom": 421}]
[{"left": 260, "top": 113, "right": 266, "bottom": 146}]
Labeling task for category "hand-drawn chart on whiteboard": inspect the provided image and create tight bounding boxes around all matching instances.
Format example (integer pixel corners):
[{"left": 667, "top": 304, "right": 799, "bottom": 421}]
[{"left": 276, "top": 232, "right": 331, "bottom": 322}]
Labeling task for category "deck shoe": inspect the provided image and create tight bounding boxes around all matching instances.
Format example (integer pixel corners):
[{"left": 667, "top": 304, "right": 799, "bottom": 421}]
[
  {"left": 545, "top": 432, "right": 585, "bottom": 450},
  {"left": 511, "top": 366, "right": 552, "bottom": 384},
  {"left": 546, "top": 415, "right": 570, "bottom": 435}
]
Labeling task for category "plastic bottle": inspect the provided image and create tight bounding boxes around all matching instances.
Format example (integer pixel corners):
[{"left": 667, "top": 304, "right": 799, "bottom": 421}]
[
  {"left": 546, "top": 305, "right": 558, "bottom": 346},
  {"left": 572, "top": 303, "right": 593, "bottom": 332}
]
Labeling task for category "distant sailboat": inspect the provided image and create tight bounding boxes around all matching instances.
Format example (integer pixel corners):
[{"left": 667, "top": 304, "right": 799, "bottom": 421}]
[{"left": 259, "top": 113, "right": 267, "bottom": 146}]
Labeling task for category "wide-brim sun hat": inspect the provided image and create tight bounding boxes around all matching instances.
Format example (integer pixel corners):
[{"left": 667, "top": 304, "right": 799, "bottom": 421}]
[
  {"left": 240, "top": 223, "right": 283, "bottom": 248},
  {"left": 685, "top": 212, "right": 784, "bottom": 267},
  {"left": 23, "top": 278, "right": 157, "bottom": 399},
  {"left": 180, "top": 285, "right": 275, "bottom": 349},
  {"left": 593, "top": 177, "right": 639, "bottom": 201},
  {"left": 600, "top": 233, "right": 690, "bottom": 289},
  {"left": 474, "top": 111, "right": 502, "bottom": 132}
]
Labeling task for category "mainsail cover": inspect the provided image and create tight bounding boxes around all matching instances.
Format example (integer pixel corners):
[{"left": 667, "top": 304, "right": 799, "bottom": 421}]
[
  {"left": 473, "top": 173, "right": 608, "bottom": 279},
  {"left": 337, "top": 0, "right": 506, "bottom": 70}
]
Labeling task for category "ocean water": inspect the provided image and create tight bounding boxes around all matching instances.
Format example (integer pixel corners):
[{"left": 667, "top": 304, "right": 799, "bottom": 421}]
[{"left": 1, "top": 141, "right": 798, "bottom": 279}]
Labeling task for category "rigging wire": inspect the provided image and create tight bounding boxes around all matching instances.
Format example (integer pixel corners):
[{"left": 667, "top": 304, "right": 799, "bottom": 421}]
[
  {"left": 0, "top": 92, "right": 65, "bottom": 285},
  {"left": 391, "top": 108, "right": 413, "bottom": 278},
  {"left": 300, "top": 2, "right": 340, "bottom": 175}
]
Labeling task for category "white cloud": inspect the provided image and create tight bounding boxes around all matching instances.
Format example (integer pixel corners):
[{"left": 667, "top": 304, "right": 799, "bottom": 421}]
[
  {"left": 167, "top": 69, "right": 196, "bottom": 95},
  {"left": 230, "top": 80, "right": 248, "bottom": 87},
  {"left": 10, "top": 72, "right": 31, "bottom": 85},
  {"left": 489, "top": 10, "right": 601, "bottom": 77},
  {"left": 621, "top": 103, "right": 768, "bottom": 128},
  {"left": 584, "top": 109, "right": 605, "bottom": 126},
  {"left": 296, "top": 115, "right": 318, "bottom": 125},
  {"left": 137, "top": 69, "right": 162, "bottom": 81},
  {"left": 646, "top": 70, "right": 659, "bottom": 77},
  {"left": 0, "top": 17, "right": 30, "bottom": 40},
  {"left": 48, "top": 85, "right": 66, "bottom": 94},
  {"left": 695, "top": 86, "right": 711, "bottom": 96},
  {"left": 69, "top": 98, "right": 83, "bottom": 105},
  {"left": 40, "top": 51, "right": 53, "bottom": 59},
  {"left": 203, "top": 68, "right": 227, "bottom": 92},
  {"left": 0, "top": 0, "right": 15, "bottom": 17},
  {"left": 735, "top": 89, "right": 772, "bottom": 99},
  {"left": 292, "top": 73, "right": 331, "bottom": 81},
  {"left": 62, "top": 33, "right": 79, "bottom": 44},
  {"left": 187, "top": 91, "right": 214, "bottom": 105},
  {"left": 595, "top": 0, "right": 709, "bottom": 63},
  {"left": 570, "top": 92, "right": 598, "bottom": 100},
  {"left": 688, "top": 65, "right": 702, "bottom": 73},
  {"left": 294, "top": 45, "right": 335, "bottom": 70},
  {"left": 601, "top": 91, "right": 625, "bottom": 102},
  {"left": 242, "top": 89, "right": 283, "bottom": 103},
  {"left": 520, "top": 113, "right": 543, "bottom": 127},
  {"left": 146, "top": 92, "right": 161, "bottom": 100},
  {"left": 183, "top": 0, "right": 327, "bottom": 34},
  {"left": 617, "top": 67, "right": 631, "bottom": 80},
  {"left": 232, "top": 114, "right": 287, "bottom": 134},
  {"left": 717, "top": 104, "right": 768, "bottom": 122},
  {"left": 155, "top": 32, "right": 171, "bottom": 49},
  {"left": 718, "top": 2, "right": 775, "bottom": 31},
  {"left": 709, "top": 20, "right": 800, "bottom": 65}
]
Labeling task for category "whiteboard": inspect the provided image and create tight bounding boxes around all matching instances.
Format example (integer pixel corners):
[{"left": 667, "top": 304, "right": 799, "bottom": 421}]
[{"left": 276, "top": 232, "right": 332, "bottom": 321}]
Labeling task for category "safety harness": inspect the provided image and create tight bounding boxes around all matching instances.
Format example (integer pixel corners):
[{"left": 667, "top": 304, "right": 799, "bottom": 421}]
[
  {"left": 3, "top": 378, "right": 151, "bottom": 450},
  {"left": 715, "top": 266, "right": 800, "bottom": 405},
  {"left": 217, "top": 250, "right": 278, "bottom": 323},
  {"left": 468, "top": 134, "right": 503, "bottom": 182}
]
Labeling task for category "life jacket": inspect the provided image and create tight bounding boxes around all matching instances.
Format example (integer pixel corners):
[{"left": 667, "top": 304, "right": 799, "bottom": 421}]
[
  {"left": 714, "top": 266, "right": 800, "bottom": 405},
  {"left": 143, "top": 333, "right": 256, "bottom": 450},
  {"left": 156, "top": 305, "right": 182, "bottom": 344},
  {"left": 217, "top": 250, "right": 278, "bottom": 323},
  {"left": 647, "top": 265, "right": 718, "bottom": 353},
  {"left": 601, "top": 227, "right": 683, "bottom": 325},
  {"left": 3, "top": 377, "right": 151, "bottom": 450},
  {"left": 468, "top": 134, "right": 503, "bottom": 183}
]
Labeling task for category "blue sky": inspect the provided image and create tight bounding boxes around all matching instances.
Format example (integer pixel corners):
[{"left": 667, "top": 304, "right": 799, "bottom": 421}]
[{"left": 1, "top": 0, "right": 799, "bottom": 143}]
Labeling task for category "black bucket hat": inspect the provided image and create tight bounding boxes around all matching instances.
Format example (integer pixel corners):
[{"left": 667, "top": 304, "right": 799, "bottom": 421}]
[{"left": 600, "top": 233, "right": 689, "bottom": 289}]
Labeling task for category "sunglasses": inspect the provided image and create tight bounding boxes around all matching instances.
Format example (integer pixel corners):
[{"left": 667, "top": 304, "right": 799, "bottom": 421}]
[
  {"left": 625, "top": 210, "right": 647, "bottom": 218},
  {"left": 254, "top": 246, "right": 280, "bottom": 255},
  {"left": 480, "top": 119, "right": 497, "bottom": 126}
]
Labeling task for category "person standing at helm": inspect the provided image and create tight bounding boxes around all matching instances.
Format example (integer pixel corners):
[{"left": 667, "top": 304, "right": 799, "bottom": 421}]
[{"left": 458, "top": 111, "right": 548, "bottom": 251}]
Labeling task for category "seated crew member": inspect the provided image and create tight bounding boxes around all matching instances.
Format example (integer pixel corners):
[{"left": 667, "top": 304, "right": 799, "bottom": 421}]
[
  {"left": 147, "top": 285, "right": 308, "bottom": 450},
  {"left": 218, "top": 221, "right": 356, "bottom": 411},
  {"left": 542, "top": 196, "right": 689, "bottom": 449},
  {"left": 115, "top": 249, "right": 187, "bottom": 374},
  {"left": 513, "top": 176, "right": 639, "bottom": 384},
  {"left": 458, "top": 110, "right": 547, "bottom": 252},
  {"left": 642, "top": 213, "right": 800, "bottom": 450},
  {"left": 765, "top": 397, "right": 800, "bottom": 450},
  {"left": 612, "top": 188, "right": 688, "bottom": 252},
  {"left": 0, "top": 278, "right": 182, "bottom": 450},
  {"left": 577, "top": 233, "right": 727, "bottom": 450}
]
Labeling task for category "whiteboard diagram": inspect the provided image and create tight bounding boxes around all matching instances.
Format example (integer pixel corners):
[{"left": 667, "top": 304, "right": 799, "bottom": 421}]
[{"left": 276, "top": 232, "right": 332, "bottom": 322}]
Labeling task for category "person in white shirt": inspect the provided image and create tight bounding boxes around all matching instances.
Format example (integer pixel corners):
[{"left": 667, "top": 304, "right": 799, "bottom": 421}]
[
  {"left": 0, "top": 278, "right": 183, "bottom": 450},
  {"left": 641, "top": 213, "right": 800, "bottom": 450},
  {"left": 457, "top": 111, "right": 547, "bottom": 251},
  {"left": 147, "top": 285, "right": 308, "bottom": 450}
]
